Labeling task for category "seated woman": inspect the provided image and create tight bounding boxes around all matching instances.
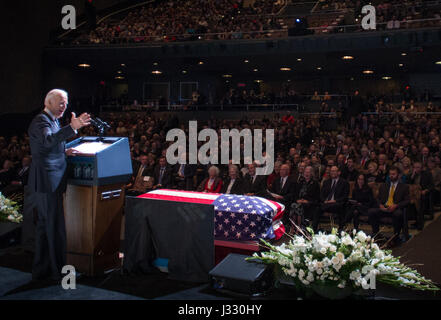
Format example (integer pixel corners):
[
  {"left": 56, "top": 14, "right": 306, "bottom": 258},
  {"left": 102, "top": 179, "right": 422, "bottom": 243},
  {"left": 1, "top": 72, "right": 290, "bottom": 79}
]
[
  {"left": 346, "top": 174, "right": 375, "bottom": 230},
  {"left": 290, "top": 166, "right": 320, "bottom": 233},
  {"left": 197, "top": 165, "right": 223, "bottom": 193},
  {"left": 365, "top": 162, "right": 382, "bottom": 183}
]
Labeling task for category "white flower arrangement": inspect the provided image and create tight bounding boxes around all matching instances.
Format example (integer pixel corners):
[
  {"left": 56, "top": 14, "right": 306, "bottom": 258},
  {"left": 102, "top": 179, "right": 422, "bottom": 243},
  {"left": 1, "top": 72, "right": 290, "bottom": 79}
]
[
  {"left": 248, "top": 227, "right": 439, "bottom": 292},
  {"left": 0, "top": 192, "right": 23, "bottom": 224}
]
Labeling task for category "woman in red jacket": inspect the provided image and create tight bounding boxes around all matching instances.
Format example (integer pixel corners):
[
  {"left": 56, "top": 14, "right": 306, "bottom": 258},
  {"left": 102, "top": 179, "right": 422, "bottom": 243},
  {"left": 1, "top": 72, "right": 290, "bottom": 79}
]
[{"left": 197, "top": 166, "right": 223, "bottom": 193}]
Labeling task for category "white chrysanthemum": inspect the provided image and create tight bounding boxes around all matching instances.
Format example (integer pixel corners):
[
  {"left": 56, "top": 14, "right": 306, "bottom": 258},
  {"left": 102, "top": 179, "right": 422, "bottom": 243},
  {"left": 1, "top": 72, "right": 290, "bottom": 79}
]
[
  {"left": 342, "top": 235, "right": 354, "bottom": 246},
  {"left": 331, "top": 256, "right": 340, "bottom": 266},
  {"left": 350, "top": 271, "right": 361, "bottom": 280},
  {"left": 356, "top": 231, "right": 367, "bottom": 243}
]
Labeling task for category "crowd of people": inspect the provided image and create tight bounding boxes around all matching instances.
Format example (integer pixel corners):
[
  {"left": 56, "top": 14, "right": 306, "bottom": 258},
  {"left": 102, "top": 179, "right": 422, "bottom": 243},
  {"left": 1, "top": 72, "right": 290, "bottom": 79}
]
[
  {"left": 316, "top": 0, "right": 441, "bottom": 32},
  {"left": 67, "top": 0, "right": 441, "bottom": 45},
  {"left": 106, "top": 100, "right": 440, "bottom": 245},
  {"left": 1, "top": 96, "right": 440, "bottom": 247},
  {"left": 74, "top": 0, "right": 286, "bottom": 45}
]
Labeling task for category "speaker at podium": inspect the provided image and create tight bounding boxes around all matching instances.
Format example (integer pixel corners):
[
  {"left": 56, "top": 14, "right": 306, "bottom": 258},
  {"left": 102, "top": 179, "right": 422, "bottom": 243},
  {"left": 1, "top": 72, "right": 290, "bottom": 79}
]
[{"left": 64, "top": 136, "right": 132, "bottom": 276}]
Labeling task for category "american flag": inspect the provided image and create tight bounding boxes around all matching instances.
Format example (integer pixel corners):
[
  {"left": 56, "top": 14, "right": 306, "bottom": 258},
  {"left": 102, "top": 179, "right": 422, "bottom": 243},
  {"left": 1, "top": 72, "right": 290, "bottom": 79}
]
[{"left": 138, "top": 189, "right": 285, "bottom": 241}]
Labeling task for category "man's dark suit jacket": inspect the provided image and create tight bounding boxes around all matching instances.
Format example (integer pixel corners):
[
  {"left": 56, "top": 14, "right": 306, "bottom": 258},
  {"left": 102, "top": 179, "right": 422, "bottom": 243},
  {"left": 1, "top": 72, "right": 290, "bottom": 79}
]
[
  {"left": 320, "top": 178, "right": 350, "bottom": 205},
  {"left": 132, "top": 161, "right": 154, "bottom": 179},
  {"left": 375, "top": 182, "right": 410, "bottom": 209},
  {"left": 269, "top": 176, "right": 296, "bottom": 205},
  {"left": 243, "top": 173, "right": 267, "bottom": 195},
  {"left": 409, "top": 170, "right": 434, "bottom": 191},
  {"left": 153, "top": 165, "right": 173, "bottom": 188},
  {"left": 173, "top": 163, "right": 197, "bottom": 179},
  {"left": 28, "top": 111, "right": 76, "bottom": 193},
  {"left": 221, "top": 177, "right": 246, "bottom": 195}
]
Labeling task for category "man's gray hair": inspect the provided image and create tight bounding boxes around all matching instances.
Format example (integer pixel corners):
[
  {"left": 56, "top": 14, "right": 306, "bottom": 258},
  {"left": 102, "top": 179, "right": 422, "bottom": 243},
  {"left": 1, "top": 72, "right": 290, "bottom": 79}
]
[{"left": 44, "top": 89, "right": 68, "bottom": 106}]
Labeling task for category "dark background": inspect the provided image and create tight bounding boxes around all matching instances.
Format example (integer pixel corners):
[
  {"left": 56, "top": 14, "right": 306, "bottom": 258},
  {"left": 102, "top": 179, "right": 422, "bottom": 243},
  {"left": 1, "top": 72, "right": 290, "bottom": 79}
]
[{"left": 0, "top": 0, "right": 130, "bottom": 115}]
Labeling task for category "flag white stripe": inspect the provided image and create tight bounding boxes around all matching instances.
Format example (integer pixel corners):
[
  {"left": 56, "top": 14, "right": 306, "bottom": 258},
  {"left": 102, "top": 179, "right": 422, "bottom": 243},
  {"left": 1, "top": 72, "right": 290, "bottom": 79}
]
[{"left": 255, "top": 196, "right": 284, "bottom": 216}]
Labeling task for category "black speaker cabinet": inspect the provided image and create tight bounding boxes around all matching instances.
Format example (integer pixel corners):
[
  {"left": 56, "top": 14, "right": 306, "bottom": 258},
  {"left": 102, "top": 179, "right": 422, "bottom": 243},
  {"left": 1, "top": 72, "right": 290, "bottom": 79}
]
[
  {"left": 209, "top": 253, "right": 274, "bottom": 296},
  {"left": 0, "top": 222, "right": 22, "bottom": 249}
]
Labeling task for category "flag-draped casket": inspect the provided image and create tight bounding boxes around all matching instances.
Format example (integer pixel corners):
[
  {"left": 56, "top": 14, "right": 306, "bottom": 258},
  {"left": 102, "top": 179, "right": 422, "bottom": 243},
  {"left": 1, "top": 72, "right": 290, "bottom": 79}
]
[{"left": 138, "top": 189, "right": 285, "bottom": 241}]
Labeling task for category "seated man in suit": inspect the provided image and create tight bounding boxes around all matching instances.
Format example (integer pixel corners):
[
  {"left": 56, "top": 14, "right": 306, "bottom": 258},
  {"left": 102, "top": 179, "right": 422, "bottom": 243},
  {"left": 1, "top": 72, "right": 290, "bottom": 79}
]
[
  {"left": 368, "top": 166, "right": 410, "bottom": 244},
  {"left": 267, "top": 164, "right": 296, "bottom": 225},
  {"left": 341, "top": 158, "right": 359, "bottom": 182},
  {"left": 1, "top": 156, "right": 31, "bottom": 196},
  {"left": 174, "top": 152, "right": 197, "bottom": 191},
  {"left": 221, "top": 164, "right": 246, "bottom": 195},
  {"left": 315, "top": 165, "right": 349, "bottom": 232},
  {"left": 153, "top": 156, "right": 173, "bottom": 189},
  {"left": 244, "top": 162, "right": 267, "bottom": 196},
  {"left": 127, "top": 154, "right": 154, "bottom": 196},
  {"left": 409, "top": 161, "right": 434, "bottom": 229}
]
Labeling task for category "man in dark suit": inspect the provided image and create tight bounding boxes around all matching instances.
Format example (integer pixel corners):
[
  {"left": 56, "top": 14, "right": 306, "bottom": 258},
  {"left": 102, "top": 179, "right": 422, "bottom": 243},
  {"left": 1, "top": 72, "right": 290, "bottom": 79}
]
[
  {"left": 173, "top": 153, "right": 197, "bottom": 191},
  {"left": 267, "top": 164, "right": 296, "bottom": 226},
  {"left": 368, "top": 167, "right": 410, "bottom": 243},
  {"left": 341, "top": 158, "right": 359, "bottom": 182},
  {"left": 315, "top": 165, "right": 349, "bottom": 231},
  {"left": 409, "top": 162, "right": 434, "bottom": 229},
  {"left": 153, "top": 156, "right": 173, "bottom": 189},
  {"left": 221, "top": 164, "right": 246, "bottom": 195},
  {"left": 132, "top": 154, "right": 153, "bottom": 179},
  {"left": 244, "top": 162, "right": 267, "bottom": 196},
  {"left": 28, "top": 89, "right": 90, "bottom": 281},
  {"left": 0, "top": 156, "right": 31, "bottom": 196},
  {"left": 126, "top": 154, "right": 154, "bottom": 196}
]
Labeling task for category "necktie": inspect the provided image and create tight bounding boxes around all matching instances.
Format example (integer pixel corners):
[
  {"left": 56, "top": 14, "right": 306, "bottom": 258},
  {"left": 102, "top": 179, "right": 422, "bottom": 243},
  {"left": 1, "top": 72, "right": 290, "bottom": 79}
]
[
  {"left": 159, "top": 168, "right": 164, "bottom": 184},
  {"left": 386, "top": 184, "right": 396, "bottom": 207},
  {"left": 179, "top": 164, "right": 185, "bottom": 176},
  {"left": 328, "top": 180, "right": 337, "bottom": 200},
  {"left": 281, "top": 177, "right": 285, "bottom": 189},
  {"left": 137, "top": 165, "right": 144, "bottom": 178}
]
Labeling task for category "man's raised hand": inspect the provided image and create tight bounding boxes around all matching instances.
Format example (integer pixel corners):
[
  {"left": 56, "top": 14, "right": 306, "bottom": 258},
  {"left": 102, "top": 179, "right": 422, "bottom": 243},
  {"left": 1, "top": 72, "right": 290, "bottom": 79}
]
[{"left": 71, "top": 112, "right": 91, "bottom": 130}]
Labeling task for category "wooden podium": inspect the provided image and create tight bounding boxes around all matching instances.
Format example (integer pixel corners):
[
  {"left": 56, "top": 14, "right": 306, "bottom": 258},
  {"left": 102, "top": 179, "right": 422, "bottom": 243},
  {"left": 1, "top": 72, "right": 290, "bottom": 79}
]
[{"left": 64, "top": 137, "right": 132, "bottom": 276}]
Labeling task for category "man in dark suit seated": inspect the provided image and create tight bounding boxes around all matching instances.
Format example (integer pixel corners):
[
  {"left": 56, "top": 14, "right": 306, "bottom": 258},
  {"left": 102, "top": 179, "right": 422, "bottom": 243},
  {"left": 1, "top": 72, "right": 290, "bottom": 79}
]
[
  {"left": 28, "top": 89, "right": 90, "bottom": 281},
  {"left": 126, "top": 154, "right": 154, "bottom": 196},
  {"left": 409, "top": 161, "right": 434, "bottom": 229},
  {"left": 0, "top": 156, "right": 31, "bottom": 196},
  {"left": 244, "top": 162, "right": 267, "bottom": 197},
  {"left": 267, "top": 164, "right": 296, "bottom": 225},
  {"left": 153, "top": 156, "right": 173, "bottom": 189},
  {"left": 221, "top": 164, "right": 246, "bottom": 195},
  {"left": 173, "top": 152, "right": 197, "bottom": 191},
  {"left": 341, "top": 158, "right": 359, "bottom": 182},
  {"left": 368, "top": 166, "right": 410, "bottom": 244},
  {"left": 315, "top": 165, "right": 349, "bottom": 232}
]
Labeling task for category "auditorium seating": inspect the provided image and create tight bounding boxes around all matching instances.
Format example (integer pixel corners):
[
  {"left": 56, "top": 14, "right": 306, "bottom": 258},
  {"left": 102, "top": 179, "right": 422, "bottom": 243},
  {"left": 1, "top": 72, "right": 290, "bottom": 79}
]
[{"left": 62, "top": 0, "right": 441, "bottom": 45}]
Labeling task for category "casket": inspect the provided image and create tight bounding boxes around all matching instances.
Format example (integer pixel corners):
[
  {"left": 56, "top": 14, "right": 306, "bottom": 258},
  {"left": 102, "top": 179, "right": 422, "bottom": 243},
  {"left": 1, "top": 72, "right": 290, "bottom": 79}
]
[{"left": 138, "top": 189, "right": 285, "bottom": 241}]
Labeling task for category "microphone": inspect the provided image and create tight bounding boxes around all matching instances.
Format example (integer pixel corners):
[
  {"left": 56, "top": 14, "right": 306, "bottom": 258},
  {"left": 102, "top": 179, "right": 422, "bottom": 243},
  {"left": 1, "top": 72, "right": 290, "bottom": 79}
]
[
  {"left": 90, "top": 118, "right": 100, "bottom": 128},
  {"left": 96, "top": 117, "right": 111, "bottom": 129}
]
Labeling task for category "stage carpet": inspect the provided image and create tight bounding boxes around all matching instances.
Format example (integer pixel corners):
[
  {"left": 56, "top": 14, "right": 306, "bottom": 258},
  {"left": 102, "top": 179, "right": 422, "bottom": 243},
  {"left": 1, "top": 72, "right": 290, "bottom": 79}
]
[{"left": 393, "top": 213, "right": 441, "bottom": 288}]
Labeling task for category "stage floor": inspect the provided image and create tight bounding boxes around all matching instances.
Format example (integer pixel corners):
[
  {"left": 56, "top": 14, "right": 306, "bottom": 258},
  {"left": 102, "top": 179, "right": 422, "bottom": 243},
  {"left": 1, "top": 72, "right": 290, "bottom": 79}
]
[{"left": 1, "top": 211, "right": 441, "bottom": 300}]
